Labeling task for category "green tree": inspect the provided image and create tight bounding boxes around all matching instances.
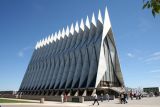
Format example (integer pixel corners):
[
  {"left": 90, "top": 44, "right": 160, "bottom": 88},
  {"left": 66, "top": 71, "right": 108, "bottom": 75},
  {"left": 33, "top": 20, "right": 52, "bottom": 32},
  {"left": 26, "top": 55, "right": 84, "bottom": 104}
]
[{"left": 143, "top": 0, "right": 160, "bottom": 17}]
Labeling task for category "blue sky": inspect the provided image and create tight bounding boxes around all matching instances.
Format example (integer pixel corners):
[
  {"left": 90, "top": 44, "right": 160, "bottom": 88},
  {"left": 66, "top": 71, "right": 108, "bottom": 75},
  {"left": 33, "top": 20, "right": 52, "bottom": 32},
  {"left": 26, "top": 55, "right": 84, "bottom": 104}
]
[{"left": 0, "top": 0, "right": 160, "bottom": 91}]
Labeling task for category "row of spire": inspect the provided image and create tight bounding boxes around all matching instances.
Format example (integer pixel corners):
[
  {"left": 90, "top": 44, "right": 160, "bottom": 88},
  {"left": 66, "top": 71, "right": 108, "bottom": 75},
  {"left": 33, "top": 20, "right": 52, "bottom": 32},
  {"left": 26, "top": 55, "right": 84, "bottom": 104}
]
[{"left": 35, "top": 10, "right": 103, "bottom": 50}]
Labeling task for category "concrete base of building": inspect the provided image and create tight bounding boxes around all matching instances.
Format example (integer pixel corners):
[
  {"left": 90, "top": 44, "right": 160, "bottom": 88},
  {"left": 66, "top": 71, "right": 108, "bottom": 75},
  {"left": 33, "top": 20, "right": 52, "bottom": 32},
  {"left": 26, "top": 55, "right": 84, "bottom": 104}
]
[
  {"left": 17, "top": 87, "right": 124, "bottom": 102},
  {"left": 20, "top": 95, "right": 84, "bottom": 103}
]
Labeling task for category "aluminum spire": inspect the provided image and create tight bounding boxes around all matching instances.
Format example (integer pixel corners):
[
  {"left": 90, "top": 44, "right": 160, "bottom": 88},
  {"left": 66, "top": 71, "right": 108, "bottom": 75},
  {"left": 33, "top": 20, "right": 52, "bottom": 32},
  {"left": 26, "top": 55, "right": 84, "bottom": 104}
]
[
  {"left": 75, "top": 21, "right": 79, "bottom": 33},
  {"left": 98, "top": 10, "right": 103, "bottom": 24},
  {"left": 85, "top": 16, "right": 90, "bottom": 29},
  {"left": 62, "top": 28, "right": 65, "bottom": 38},
  {"left": 80, "top": 19, "right": 84, "bottom": 31},
  {"left": 91, "top": 12, "right": 96, "bottom": 26},
  {"left": 70, "top": 23, "right": 74, "bottom": 35},
  {"left": 66, "top": 26, "right": 70, "bottom": 37}
]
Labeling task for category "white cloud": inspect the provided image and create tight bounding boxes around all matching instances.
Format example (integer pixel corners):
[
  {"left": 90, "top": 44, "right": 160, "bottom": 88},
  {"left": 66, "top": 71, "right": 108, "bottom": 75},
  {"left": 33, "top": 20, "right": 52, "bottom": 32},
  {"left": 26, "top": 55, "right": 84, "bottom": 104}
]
[
  {"left": 150, "top": 69, "right": 160, "bottom": 73},
  {"left": 18, "top": 47, "right": 33, "bottom": 57},
  {"left": 145, "top": 51, "right": 160, "bottom": 62},
  {"left": 152, "top": 52, "right": 160, "bottom": 56},
  {"left": 127, "top": 53, "right": 134, "bottom": 58}
]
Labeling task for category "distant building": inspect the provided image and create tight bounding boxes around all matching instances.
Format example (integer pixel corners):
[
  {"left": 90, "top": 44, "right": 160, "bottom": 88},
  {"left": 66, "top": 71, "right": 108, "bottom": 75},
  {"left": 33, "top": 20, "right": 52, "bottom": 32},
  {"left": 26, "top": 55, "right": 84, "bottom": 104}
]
[
  {"left": 0, "top": 91, "right": 17, "bottom": 95},
  {"left": 143, "top": 87, "right": 159, "bottom": 94},
  {"left": 18, "top": 7, "right": 124, "bottom": 97}
]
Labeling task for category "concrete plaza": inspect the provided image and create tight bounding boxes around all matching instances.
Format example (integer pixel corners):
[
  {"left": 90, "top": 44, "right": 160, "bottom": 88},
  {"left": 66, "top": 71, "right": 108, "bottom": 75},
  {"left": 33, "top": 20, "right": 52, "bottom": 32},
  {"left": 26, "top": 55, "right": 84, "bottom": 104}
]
[{"left": 0, "top": 97, "right": 160, "bottom": 107}]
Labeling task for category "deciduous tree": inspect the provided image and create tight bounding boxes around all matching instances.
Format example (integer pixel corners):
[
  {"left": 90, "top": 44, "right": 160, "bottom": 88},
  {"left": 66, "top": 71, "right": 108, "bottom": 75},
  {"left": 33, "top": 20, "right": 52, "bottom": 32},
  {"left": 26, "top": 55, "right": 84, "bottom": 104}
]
[{"left": 143, "top": 0, "right": 160, "bottom": 17}]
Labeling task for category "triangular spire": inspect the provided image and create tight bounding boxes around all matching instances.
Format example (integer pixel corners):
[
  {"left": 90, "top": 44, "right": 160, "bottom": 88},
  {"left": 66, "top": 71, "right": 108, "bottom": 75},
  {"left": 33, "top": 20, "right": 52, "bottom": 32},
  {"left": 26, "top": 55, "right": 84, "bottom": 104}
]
[
  {"left": 37, "top": 41, "right": 40, "bottom": 49},
  {"left": 44, "top": 37, "right": 48, "bottom": 46},
  {"left": 95, "top": 7, "right": 112, "bottom": 88},
  {"left": 47, "top": 36, "right": 50, "bottom": 44},
  {"left": 46, "top": 36, "right": 49, "bottom": 45},
  {"left": 51, "top": 33, "right": 54, "bottom": 42},
  {"left": 102, "top": 7, "right": 111, "bottom": 39},
  {"left": 43, "top": 38, "right": 46, "bottom": 46},
  {"left": 41, "top": 39, "right": 45, "bottom": 47},
  {"left": 80, "top": 19, "right": 84, "bottom": 31},
  {"left": 70, "top": 23, "right": 74, "bottom": 35},
  {"left": 38, "top": 40, "right": 41, "bottom": 48},
  {"left": 62, "top": 28, "right": 65, "bottom": 38},
  {"left": 41, "top": 39, "right": 44, "bottom": 47},
  {"left": 92, "top": 12, "right": 96, "bottom": 26},
  {"left": 98, "top": 9, "right": 103, "bottom": 24},
  {"left": 40, "top": 39, "right": 42, "bottom": 47},
  {"left": 66, "top": 26, "right": 70, "bottom": 37},
  {"left": 50, "top": 35, "right": 52, "bottom": 43},
  {"left": 35, "top": 42, "right": 38, "bottom": 50},
  {"left": 54, "top": 32, "right": 57, "bottom": 41},
  {"left": 75, "top": 21, "right": 79, "bottom": 33},
  {"left": 85, "top": 16, "right": 90, "bottom": 29},
  {"left": 47, "top": 35, "right": 50, "bottom": 44},
  {"left": 57, "top": 30, "right": 61, "bottom": 40},
  {"left": 47, "top": 35, "right": 51, "bottom": 44},
  {"left": 42, "top": 38, "right": 45, "bottom": 46}
]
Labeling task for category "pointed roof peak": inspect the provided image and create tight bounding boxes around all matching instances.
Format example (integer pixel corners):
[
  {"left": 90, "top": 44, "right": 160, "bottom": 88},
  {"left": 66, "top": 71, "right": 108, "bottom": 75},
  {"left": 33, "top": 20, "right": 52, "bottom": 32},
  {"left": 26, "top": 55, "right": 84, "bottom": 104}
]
[
  {"left": 55, "top": 32, "right": 57, "bottom": 36},
  {"left": 46, "top": 36, "right": 48, "bottom": 43},
  {"left": 62, "top": 28, "right": 65, "bottom": 38},
  {"left": 36, "top": 41, "right": 38, "bottom": 49},
  {"left": 54, "top": 32, "right": 58, "bottom": 41},
  {"left": 75, "top": 21, "right": 79, "bottom": 33},
  {"left": 102, "top": 6, "right": 111, "bottom": 39},
  {"left": 40, "top": 40, "right": 42, "bottom": 46},
  {"left": 80, "top": 19, "right": 84, "bottom": 31},
  {"left": 66, "top": 26, "right": 70, "bottom": 36},
  {"left": 98, "top": 9, "right": 103, "bottom": 24},
  {"left": 57, "top": 30, "right": 61, "bottom": 40},
  {"left": 51, "top": 33, "right": 54, "bottom": 42},
  {"left": 46, "top": 35, "right": 49, "bottom": 44},
  {"left": 37, "top": 41, "right": 40, "bottom": 49},
  {"left": 39, "top": 40, "right": 42, "bottom": 48},
  {"left": 85, "top": 16, "right": 90, "bottom": 29},
  {"left": 44, "top": 37, "right": 48, "bottom": 46},
  {"left": 92, "top": 12, "right": 96, "bottom": 26},
  {"left": 41, "top": 38, "right": 45, "bottom": 47},
  {"left": 35, "top": 42, "right": 38, "bottom": 49},
  {"left": 47, "top": 35, "right": 51, "bottom": 44},
  {"left": 70, "top": 23, "right": 74, "bottom": 35},
  {"left": 52, "top": 33, "right": 54, "bottom": 36}
]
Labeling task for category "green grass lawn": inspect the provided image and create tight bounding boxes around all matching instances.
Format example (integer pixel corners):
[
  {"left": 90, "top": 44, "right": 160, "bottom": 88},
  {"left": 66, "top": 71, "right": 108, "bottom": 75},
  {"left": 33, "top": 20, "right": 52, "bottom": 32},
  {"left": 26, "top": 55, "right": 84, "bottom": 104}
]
[{"left": 0, "top": 98, "right": 33, "bottom": 103}]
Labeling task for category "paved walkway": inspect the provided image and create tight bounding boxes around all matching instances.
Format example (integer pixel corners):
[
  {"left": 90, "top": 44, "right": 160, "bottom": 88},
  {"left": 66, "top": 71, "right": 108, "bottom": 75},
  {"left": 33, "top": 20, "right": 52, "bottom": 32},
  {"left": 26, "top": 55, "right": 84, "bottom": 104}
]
[
  {"left": 84, "top": 97, "right": 160, "bottom": 107},
  {"left": 0, "top": 97, "right": 160, "bottom": 107}
]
